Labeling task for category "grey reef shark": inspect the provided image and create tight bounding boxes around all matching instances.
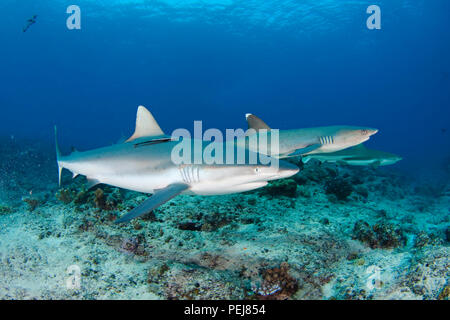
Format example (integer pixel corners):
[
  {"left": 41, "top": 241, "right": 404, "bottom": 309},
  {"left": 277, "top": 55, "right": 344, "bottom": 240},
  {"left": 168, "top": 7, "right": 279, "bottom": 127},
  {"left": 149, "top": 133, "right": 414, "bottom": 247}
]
[
  {"left": 239, "top": 113, "right": 378, "bottom": 158},
  {"left": 302, "top": 143, "right": 402, "bottom": 167},
  {"left": 55, "top": 106, "right": 299, "bottom": 223}
]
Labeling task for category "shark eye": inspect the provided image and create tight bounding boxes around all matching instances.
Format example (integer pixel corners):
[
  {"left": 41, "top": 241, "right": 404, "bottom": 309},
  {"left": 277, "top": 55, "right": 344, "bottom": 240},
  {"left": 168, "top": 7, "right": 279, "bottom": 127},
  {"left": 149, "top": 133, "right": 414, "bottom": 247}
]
[
  {"left": 254, "top": 167, "right": 260, "bottom": 173},
  {"left": 361, "top": 129, "right": 368, "bottom": 135}
]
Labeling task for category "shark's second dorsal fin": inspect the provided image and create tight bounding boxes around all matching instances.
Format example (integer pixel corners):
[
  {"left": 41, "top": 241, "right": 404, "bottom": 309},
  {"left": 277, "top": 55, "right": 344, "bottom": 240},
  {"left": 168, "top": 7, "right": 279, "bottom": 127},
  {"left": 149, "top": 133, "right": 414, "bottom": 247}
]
[
  {"left": 246, "top": 114, "right": 271, "bottom": 131},
  {"left": 126, "top": 106, "right": 164, "bottom": 143}
]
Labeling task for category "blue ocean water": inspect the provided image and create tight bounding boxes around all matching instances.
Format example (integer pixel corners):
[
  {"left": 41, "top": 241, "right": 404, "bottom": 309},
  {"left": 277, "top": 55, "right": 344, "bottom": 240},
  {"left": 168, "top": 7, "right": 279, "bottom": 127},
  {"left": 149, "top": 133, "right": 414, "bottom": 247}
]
[{"left": 1, "top": 0, "right": 449, "bottom": 169}]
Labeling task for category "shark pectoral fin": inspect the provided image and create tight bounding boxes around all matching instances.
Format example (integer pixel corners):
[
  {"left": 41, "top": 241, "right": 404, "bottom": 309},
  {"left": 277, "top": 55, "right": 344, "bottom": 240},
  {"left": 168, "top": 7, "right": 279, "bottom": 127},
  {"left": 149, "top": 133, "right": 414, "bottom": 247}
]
[
  {"left": 86, "top": 178, "right": 101, "bottom": 190},
  {"left": 115, "top": 183, "right": 189, "bottom": 224},
  {"left": 285, "top": 143, "right": 321, "bottom": 157},
  {"left": 245, "top": 114, "right": 271, "bottom": 131}
]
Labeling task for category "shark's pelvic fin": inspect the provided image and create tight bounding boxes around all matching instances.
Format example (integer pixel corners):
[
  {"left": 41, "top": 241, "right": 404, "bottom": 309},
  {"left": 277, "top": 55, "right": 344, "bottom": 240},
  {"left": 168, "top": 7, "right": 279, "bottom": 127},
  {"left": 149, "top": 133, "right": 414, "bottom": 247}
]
[
  {"left": 86, "top": 178, "right": 101, "bottom": 190},
  {"left": 285, "top": 143, "right": 321, "bottom": 157},
  {"left": 115, "top": 183, "right": 189, "bottom": 224},
  {"left": 126, "top": 106, "right": 165, "bottom": 142},
  {"left": 246, "top": 114, "right": 271, "bottom": 131}
]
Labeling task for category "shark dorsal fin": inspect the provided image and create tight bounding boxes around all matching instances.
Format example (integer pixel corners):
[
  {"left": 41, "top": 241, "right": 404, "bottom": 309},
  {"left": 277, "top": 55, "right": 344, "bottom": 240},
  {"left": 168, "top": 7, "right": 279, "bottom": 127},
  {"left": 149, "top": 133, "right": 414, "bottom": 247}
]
[
  {"left": 246, "top": 114, "right": 271, "bottom": 131},
  {"left": 126, "top": 106, "right": 164, "bottom": 143}
]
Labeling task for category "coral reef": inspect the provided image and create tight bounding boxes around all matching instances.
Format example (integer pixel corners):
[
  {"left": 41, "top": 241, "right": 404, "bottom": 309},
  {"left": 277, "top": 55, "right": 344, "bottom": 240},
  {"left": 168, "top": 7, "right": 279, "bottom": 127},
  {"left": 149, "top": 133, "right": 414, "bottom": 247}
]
[
  {"left": 325, "top": 177, "right": 353, "bottom": 201},
  {"left": 56, "top": 188, "right": 75, "bottom": 204},
  {"left": 262, "top": 179, "right": 298, "bottom": 198},
  {"left": 0, "top": 205, "right": 13, "bottom": 215},
  {"left": 255, "top": 262, "right": 298, "bottom": 300},
  {"left": 438, "top": 284, "right": 450, "bottom": 300},
  {"left": 352, "top": 220, "right": 406, "bottom": 249},
  {"left": 22, "top": 197, "right": 39, "bottom": 212}
]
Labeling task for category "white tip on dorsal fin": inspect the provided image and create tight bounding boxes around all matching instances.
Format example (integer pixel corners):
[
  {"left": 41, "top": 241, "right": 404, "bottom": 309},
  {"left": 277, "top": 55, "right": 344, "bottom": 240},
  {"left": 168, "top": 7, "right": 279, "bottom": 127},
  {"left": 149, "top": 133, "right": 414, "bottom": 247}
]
[
  {"left": 245, "top": 113, "right": 271, "bottom": 131},
  {"left": 126, "top": 106, "right": 164, "bottom": 142}
]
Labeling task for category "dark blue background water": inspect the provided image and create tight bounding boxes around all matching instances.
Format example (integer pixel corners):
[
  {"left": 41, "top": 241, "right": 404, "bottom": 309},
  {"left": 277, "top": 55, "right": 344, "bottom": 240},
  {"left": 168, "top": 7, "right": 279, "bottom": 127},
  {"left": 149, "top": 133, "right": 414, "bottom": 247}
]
[{"left": 1, "top": 1, "right": 449, "bottom": 170}]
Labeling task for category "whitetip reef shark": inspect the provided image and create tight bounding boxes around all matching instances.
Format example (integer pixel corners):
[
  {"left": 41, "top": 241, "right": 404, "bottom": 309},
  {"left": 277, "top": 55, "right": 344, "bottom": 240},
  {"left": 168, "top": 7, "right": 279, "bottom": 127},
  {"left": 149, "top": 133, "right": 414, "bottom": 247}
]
[
  {"left": 240, "top": 114, "right": 378, "bottom": 158},
  {"left": 302, "top": 143, "right": 402, "bottom": 167},
  {"left": 55, "top": 106, "right": 299, "bottom": 223}
]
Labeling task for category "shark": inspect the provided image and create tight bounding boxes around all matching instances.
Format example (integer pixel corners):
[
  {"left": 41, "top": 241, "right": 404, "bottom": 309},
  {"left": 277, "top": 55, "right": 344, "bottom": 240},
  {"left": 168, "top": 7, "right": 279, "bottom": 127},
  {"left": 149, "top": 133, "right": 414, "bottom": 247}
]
[
  {"left": 55, "top": 106, "right": 299, "bottom": 223},
  {"left": 302, "top": 143, "right": 402, "bottom": 167},
  {"left": 239, "top": 114, "right": 378, "bottom": 158}
]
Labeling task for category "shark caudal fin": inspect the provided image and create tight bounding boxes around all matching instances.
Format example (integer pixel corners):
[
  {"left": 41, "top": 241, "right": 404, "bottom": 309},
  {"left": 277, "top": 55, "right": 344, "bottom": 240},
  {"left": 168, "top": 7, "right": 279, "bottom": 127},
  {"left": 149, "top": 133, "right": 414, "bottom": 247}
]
[{"left": 54, "top": 126, "right": 63, "bottom": 186}]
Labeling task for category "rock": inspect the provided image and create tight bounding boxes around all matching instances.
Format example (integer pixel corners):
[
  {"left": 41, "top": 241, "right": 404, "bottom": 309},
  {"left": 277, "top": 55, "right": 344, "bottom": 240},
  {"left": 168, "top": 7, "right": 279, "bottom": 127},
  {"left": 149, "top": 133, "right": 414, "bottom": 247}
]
[
  {"left": 55, "top": 188, "right": 75, "bottom": 204},
  {"left": 352, "top": 220, "right": 406, "bottom": 249},
  {"left": 177, "top": 221, "right": 203, "bottom": 231},
  {"left": 438, "top": 284, "right": 450, "bottom": 300},
  {"left": 0, "top": 205, "right": 13, "bottom": 215},
  {"left": 414, "top": 232, "right": 442, "bottom": 248},
  {"left": 354, "top": 185, "right": 369, "bottom": 198},
  {"left": 22, "top": 197, "right": 39, "bottom": 211},
  {"left": 263, "top": 179, "right": 297, "bottom": 198},
  {"left": 255, "top": 262, "right": 298, "bottom": 300},
  {"left": 296, "top": 161, "right": 337, "bottom": 184},
  {"left": 325, "top": 177, "right": 353, "bottom": 201}
]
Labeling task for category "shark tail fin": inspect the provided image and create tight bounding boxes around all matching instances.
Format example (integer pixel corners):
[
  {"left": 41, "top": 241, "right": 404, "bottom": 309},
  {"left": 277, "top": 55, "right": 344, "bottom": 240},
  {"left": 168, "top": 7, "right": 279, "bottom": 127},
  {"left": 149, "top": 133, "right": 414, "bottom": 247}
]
[{"left": 54, "top": 126, "right": 63, "bottom": 186}]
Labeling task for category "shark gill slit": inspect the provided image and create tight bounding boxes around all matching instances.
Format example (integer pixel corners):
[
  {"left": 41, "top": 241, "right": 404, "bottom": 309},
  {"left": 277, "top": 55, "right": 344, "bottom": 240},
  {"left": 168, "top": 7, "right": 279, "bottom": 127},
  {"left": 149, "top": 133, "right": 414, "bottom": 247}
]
[
  {"left": 185, "top": 166, "right": 192, "bottom": 183},
  {"left": 180, "top": 167, "right": 188, "bottom": 183},
  {"left": 186, "top": 167, "right": 191, "bottom": 183},
  {"left": 187, "top": 166, "right": 192, "bottom": 183}
]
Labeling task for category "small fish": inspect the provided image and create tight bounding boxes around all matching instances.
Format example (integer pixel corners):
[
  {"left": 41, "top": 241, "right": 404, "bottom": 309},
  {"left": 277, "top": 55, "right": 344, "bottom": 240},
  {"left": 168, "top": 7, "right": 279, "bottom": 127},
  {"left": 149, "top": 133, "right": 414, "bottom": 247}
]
[{"left": 23, "top": 15, "right": 37, "bottom": 32}]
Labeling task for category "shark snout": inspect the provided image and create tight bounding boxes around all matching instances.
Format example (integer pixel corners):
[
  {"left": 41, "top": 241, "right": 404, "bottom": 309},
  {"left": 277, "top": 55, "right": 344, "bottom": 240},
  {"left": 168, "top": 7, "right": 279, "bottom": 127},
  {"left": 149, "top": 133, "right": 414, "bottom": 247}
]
[{"left": 368, "top": 128, "right": 378, "bottom": 136}]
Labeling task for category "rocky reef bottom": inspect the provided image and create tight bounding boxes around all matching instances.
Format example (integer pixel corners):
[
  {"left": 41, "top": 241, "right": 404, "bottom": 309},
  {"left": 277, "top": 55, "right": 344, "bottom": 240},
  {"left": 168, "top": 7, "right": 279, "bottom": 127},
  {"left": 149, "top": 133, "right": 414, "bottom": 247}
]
[{"left": 0, "top": 138, "right": 448, "bottom": 300}]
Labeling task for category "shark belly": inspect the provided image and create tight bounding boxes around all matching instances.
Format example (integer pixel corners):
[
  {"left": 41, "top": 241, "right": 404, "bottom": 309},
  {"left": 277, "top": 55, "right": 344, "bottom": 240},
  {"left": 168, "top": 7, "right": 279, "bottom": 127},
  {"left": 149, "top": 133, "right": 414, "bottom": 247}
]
[
  {"left": 97, "top": 167, "right": 182, "bottom": 193},
  {"left": 190, "top": 181, "right": 268, "bottom": 195}
]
